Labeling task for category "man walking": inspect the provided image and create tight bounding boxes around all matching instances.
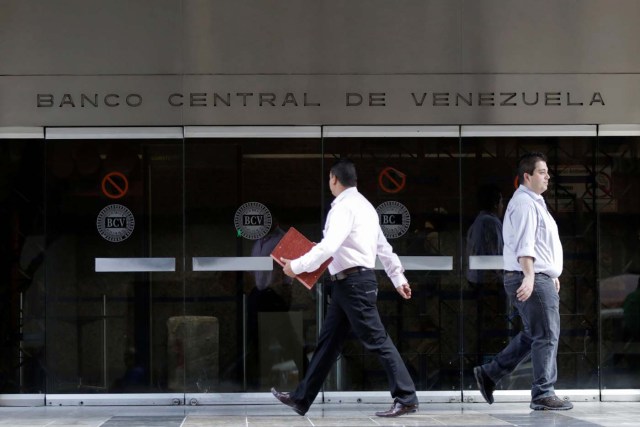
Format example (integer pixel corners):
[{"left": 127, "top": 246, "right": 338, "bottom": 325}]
[
  {"left": 474, "top": 152, "right": 573, "bottom": 410},
  {"left": 272, "top": 158, "right": 418, "bottom": 417}
]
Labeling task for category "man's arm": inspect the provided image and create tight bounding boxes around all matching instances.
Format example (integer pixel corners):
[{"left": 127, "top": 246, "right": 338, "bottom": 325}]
[
  {"left": 510, "top": 203, "right": 538, "bottom": 302},
  {"left": 376, "top": 228, "right": 412, "bottom": 299},
  {"left": 516, "top": 256, "right": 535, "bottom": 302},
  {"left": 289, "top": 206, "right": 352, "bottom": 274}
]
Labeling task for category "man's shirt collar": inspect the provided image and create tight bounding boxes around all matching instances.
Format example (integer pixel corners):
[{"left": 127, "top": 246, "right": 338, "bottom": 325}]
[{"left": 331, "top": 186, "right": 358, "bottom": 207}]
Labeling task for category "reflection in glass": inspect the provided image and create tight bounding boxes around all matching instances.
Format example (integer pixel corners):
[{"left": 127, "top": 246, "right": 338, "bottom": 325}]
[
  {"left": 184, "top": 138, "right": 321, "bottom": 392},
  {"left": 0, "top": 139, "right": 45, "bottom": 394},
  {"left": 46, "top": 139, "right": 183, "bottom": 393},
  {"left": 599, "top": 135, "right": 640, "bottom": 389},
  {"left": 461, "top": 136, "right": 598, "bottom": 392},
  {"left": 17, "top": 128, "right": 634, "bottom": 397},
  {"left": 465, "top": 184, "right": 505, "bottom": 368},
  {"left": 323, "top": 137, "right": 461, "bottom": 391}
]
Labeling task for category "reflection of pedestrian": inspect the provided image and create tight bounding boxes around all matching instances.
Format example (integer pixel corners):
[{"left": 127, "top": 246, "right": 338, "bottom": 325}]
[
  {"left": 622, "top": 277, "right": 640, "bottom": 369},
  {"left": 111, "top": 347, "right": 147, "bottom": 392},
  {"left": 466, "top": 184, "right": 504, "bottom": 285},
  {"left": 466, "top": 184, "right": 504, "bottom": 365},
  {"left": 623, "top": 277, "right": 640, "bottom": 342},
  {"left": 474, "top": 152, "right": 573, "bottom": 411},
  {"left": 273, "top": 158, "right": 418, "bottom": 418},
  {"left": 251, "top": 224, "right": 292, "bottom": 295},
  {"left": 246, "top": 223, "right": 304, "bottom": 390}
]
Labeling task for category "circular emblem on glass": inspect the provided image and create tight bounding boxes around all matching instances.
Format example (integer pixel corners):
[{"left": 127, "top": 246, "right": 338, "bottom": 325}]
[
  {"left": 96, "top": 204, "right": 135, "bottom": 243},
  {"left": 376, "top": 201, "right": 411, "bottom": 239},
  {"left": 233, "top": 202, "right": 272, "bottom": 240}
]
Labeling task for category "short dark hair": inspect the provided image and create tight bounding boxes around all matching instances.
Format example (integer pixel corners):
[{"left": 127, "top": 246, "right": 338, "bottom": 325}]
[
  {"left": 517, "top": 152, "right": 547, "bottom": 183},
  {"left": 477, "top": 184, "right": 502, "bottom": 211},
  {"left": 330, "top": 158, "right": 357, "bottom": 187}
]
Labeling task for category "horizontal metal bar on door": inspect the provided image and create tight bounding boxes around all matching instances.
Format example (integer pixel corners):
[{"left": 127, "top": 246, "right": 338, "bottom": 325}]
[
  {"left": 44, "top": 393, "right": 184, "bottom": 406},
  {"left": 469, "top": 255, "right": 503, "bottom": 270},
  {"left": 193, "top": 256, "right": 452, "bottom": 271},
  {"left": 95, "top": 258, "right": 175, "bottom": 272},
  {"left": 377, "top": 256, "right": 453, "bottom": 271},
  {"left": 193, "top": 257, "right": 273, "bottom": 271}
]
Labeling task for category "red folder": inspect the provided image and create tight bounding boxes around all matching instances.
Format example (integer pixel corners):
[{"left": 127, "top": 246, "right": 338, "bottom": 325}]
[{"left": 270, "top": 227, "right": 332, "bottom": 289}]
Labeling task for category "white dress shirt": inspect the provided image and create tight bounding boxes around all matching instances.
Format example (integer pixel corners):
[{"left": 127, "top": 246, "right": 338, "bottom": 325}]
[
  {"left": 502, "top": 185, "right": 563, "bottom": 278},
  {"left": 290, "top": 187, "right": 408, "bottom": 288}
]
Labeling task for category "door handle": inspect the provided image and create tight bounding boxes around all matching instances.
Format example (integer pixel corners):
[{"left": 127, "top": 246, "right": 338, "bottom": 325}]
[{"left": 95, "top": 257, "right": 176, "bottom": 272}]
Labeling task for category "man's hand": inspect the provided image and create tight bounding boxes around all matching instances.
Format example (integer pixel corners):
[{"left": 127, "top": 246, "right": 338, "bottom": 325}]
[
  {"left": 396, "top": 283, "right": 412, "bottom": 300},
  {"left": 554, "top": 277, "right": 560, "bottom": 293},
  {"left": 516, "top": 275, "right": 534, "bottom": 302},
  {"left": 280, "top": 257, "right": 296, "bottom": 278}
]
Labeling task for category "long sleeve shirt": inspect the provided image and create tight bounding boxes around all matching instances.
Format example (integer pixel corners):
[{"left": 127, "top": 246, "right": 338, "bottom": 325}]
[
  {"left": 290, "top": 187, "right": 408, "bottom": 288},
  {"left": 502, "top": 185, "right": 563, "bottom": 278}
]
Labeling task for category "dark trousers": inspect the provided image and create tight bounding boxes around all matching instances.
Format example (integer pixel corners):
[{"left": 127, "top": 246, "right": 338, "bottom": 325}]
[
  {"left": 482, "top": 271, "right": 560, "bottom": 400},
  {"left": 290, "top": 270, "right": 418, "bottom": 410}
]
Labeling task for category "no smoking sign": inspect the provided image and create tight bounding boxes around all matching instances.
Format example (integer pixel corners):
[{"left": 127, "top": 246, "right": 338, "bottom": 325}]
[
  {"left": 378, "top": 167, "right": 407, "bottom": 194},
  {"left": 101, "top": 171, "right": 129, "bottom": 200}
]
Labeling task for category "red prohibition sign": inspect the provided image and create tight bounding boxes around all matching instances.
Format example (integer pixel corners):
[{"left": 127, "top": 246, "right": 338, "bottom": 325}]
[
  {"left": 101, "top": 171, "right": 129, "bottom": 199},
  {"left": 378, "top": 167, "right": 407, "bottom": 194}
]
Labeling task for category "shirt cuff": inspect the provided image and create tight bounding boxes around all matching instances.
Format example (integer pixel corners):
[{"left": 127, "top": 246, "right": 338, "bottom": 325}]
[
  {"left": 389, "top": 274, "right": 408, "bottom": 288},
  {"left": 516, "top": 247, "right": 536, "bottom": 261},
  {"left": 290, "top": 259, "right": 303, "bottom": 275}
]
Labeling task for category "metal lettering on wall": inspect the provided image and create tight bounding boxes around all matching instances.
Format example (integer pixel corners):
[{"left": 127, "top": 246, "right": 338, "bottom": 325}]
[
  {"left": 35, "top": 91, "right": 605, "bottom": 109},
  {"left": 1, "top": 74, "right": 638, "bottom": 126}
]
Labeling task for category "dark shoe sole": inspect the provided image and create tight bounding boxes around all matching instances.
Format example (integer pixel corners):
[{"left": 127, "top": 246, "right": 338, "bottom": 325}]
[
  {"left": 474, "top": 366, "right": 494, "bottom": 405},
  {"left": 374, "top": 405, "right": 418, "bottom": 417},
  {"left": 271, "top": 387, "right": 307, "bottom": 416},
  {"left": 530, "top": 402, "right": 574, "bottom": 410},
  {"left": 289, "top": 406, "right": 306, "bottom": 416}
]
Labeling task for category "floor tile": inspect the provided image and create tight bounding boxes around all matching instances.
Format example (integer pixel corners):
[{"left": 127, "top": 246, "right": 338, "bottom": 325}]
[{"left": 1, "top": 402, "right": 640, "bottom": 427}]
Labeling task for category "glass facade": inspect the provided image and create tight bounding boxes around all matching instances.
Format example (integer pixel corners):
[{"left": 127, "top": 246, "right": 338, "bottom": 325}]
[
  {"left": 598, "top": 131, "right": 640, "bottom": 390},
  {"left": 1, "top": 126, "right": 639, "bottom": 402},
  {"left": 0, "top": 137, "right": 45, "bottom": 394}
]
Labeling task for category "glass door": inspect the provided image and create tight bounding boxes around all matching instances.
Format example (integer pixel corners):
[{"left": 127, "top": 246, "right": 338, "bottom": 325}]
[
  {"left": 33, "top": 124, "right": 610, "bottom": 404},
  {"left": 598, "top": 125, "right": 640, "bottom": 399},
  {"left": 0, "top": 128, "right": 46, "bottom": 405},
  {"left": 44, "top": 128, "right": 184, "bottom": 403},
  {"left": 322, "top": 126, "right": 461, "bottom": 399},
  {"left": 183, "top": 127, "right": 322, "bottom": 403},
  {"left": 460, "top": 126, "right": 599, "bottom": 401}
]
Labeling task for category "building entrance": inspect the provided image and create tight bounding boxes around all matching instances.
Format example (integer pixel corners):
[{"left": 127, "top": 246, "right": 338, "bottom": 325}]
[{"left": 1, "top": 125, "right": 639, "bottom": 405}]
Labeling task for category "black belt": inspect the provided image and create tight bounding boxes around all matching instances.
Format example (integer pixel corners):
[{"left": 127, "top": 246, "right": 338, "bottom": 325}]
[
  {"left": 330, "top": 266, "right": 370, "bottom": 281},
  {"left": 505, "top": 270, "right": 551, "bottom": 278}
]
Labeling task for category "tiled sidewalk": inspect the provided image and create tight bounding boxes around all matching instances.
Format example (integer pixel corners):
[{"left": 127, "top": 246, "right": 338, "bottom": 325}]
[{"left": 1, "top": 402, "right": 639, "bottom": 426}]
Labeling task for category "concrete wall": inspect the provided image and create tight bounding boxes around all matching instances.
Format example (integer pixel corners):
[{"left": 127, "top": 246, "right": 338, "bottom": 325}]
[{"left": 1, "top": 0, "right": 639, "bottom": 125}]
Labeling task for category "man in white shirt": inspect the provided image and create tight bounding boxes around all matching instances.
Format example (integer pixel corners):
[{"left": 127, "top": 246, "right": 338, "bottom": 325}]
[
  {"left": 271, "top": 158, "right": 418, "bottom": 418},
  {"left": 473, "top": 152, "right": 573, "bottom": 411}
]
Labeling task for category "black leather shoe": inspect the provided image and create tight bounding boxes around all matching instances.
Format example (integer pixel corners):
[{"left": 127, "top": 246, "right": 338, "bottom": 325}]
[
  {"left": 271, "top": 387, "right": 307, "bottom": 416},
  {"left": 474, "top": 366, "right": 495, "bottom": 404},
  {"left": 374, "top": 401, "right": 418, "bottom": 417},
  {"left": 530, "top": 395, "right": 573, "bottom": 410}
]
